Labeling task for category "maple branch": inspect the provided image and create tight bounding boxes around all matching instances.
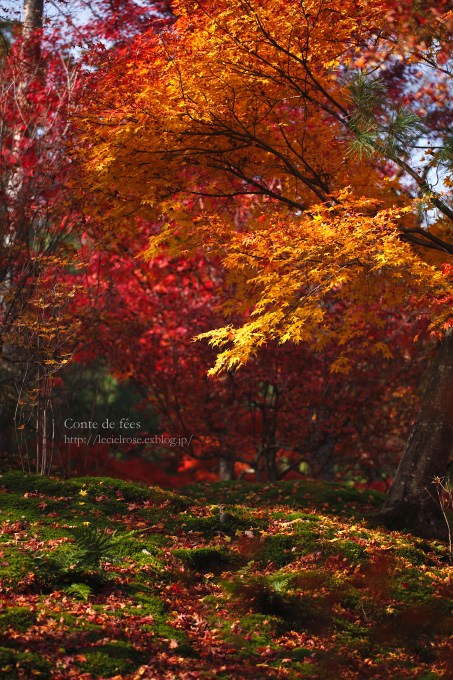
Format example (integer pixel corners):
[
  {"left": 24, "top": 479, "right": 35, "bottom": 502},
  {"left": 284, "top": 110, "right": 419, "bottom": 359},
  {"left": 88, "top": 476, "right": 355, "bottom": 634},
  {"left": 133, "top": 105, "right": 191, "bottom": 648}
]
[
  {"left": 209, "top": 162, "right": 306, "bottom": 211},
  {"left": 400, "top": 228, "right": 453, "bottom": 255},
  {"left": 184, "top": 189, "right": 264, "bottom": 199},
  {"left": 277, "top": 260, "right": 360, "bottom": 326},
  {"left": 205, "top": 114, "right": 330, "bottom": 203},
  {"left": 277, "top": 122, "right": 332, "bottom": 195},
  {"left": 178, "top": 6, "right": 453, "bottom": 238},
  {"left": 371, "top": 142, "right": 453, "bottom": 226},
  {"left": 250, "top": 6, "right": 349, "bottom": 119}
]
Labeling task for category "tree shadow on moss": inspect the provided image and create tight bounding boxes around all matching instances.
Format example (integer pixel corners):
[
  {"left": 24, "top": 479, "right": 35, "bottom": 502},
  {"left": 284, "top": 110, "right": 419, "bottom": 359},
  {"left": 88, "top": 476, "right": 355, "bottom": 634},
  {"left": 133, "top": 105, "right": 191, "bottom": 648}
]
[{"left": 224, "top": 571, "right": 334, "bottom": 634}]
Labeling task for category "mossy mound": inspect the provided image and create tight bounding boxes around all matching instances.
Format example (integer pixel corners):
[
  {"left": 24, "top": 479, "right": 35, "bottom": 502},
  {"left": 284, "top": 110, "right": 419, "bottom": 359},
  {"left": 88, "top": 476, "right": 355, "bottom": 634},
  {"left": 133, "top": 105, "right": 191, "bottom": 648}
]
[
  {"left": 0, "top": 471, "right": 450, "bottom": 679},
  {"left": 0, "top": 470, "right": 189, "bottom": 508}
]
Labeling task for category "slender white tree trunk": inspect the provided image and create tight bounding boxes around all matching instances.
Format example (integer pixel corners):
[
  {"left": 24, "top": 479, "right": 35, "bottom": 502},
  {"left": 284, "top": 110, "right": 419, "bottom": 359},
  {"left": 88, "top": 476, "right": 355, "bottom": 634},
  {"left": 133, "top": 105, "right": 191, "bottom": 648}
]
[{"left": 22, "top": 0, "right": 44, "bottom": 42}]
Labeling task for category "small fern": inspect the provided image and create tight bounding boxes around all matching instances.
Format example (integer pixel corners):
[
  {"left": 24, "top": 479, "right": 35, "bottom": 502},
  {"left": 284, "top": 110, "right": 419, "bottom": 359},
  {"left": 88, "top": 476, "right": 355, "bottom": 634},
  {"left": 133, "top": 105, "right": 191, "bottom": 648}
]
[
  {"left": 224, "top": 570, "right": 297, "bottom": 616},
  {"left": 65, "top": 583, "right": 92, "bottom": 602},
  {"left": 65, "top": 524, "right": 119, "bottom": 568},
  {"left": 268, "top": 572, "right": 294, "bottom": 594}
]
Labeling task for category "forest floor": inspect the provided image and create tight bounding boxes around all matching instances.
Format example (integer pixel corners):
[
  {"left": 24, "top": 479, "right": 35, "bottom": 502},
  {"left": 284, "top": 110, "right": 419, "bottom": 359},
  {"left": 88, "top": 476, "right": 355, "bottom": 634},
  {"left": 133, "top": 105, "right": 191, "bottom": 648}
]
[{"left": 0, "top": 471, "right": 451, "bottom": 679}]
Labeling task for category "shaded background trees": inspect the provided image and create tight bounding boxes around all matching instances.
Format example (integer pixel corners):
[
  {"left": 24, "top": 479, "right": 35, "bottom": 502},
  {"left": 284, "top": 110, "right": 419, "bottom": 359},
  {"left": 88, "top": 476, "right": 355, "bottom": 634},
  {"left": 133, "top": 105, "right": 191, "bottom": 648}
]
[{"left": 0, "top": 0, "right": 85, "bottom": 472}]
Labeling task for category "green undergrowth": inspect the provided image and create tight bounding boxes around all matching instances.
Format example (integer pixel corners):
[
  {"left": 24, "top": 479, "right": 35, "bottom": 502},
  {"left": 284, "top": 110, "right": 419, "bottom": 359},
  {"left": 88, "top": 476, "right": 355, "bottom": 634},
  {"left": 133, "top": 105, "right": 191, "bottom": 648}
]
[{"left": 0, "top": 471, "right": 451, "bottom": 680}]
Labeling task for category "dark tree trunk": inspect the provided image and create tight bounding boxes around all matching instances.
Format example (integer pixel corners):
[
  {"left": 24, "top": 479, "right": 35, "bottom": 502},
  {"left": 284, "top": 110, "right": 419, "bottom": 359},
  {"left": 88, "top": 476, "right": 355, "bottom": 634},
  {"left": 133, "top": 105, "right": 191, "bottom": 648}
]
[
  {"left": 309, "top": 435, "right": 335, "bottom": 480},
  {"left": 219, "top": 457, "right": 236, "bottom": 481},
  {"left": 375, "top": 331, "right": 453, "bottom": 540},
  {"left": 264, "top": 448, "right": 278, "bottom": 483}
]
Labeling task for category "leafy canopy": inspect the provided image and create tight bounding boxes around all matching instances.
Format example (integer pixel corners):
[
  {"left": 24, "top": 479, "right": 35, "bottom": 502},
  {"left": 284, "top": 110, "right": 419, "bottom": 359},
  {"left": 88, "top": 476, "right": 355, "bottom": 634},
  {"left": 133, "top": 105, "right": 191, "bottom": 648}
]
[{"left": 76, "top": 0, "right": 453, "bottom": 372}]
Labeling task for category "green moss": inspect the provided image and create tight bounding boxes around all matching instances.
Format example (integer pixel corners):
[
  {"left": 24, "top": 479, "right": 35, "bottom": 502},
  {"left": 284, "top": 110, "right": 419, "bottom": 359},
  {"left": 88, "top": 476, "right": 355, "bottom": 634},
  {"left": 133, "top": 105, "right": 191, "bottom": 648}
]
[
  {"left": 48, "top": 611, "right": 103, "bottom": 636},
  {"left": 0, "top": 471, "right": 189, "bottom": 509},
  {"left": 321, "top": 539, "right": 368, "bottom": 564},
  {"left": 291, "top": 647, "right": 316, "bottom": 661},
  {"left": 239, "top": 613, "right": 282, "bottom": 635},
  {"left": 210, "top": 610, "right": 282, "bottom": 658},
  {"left": 0, "top": 471, "right": 137, "bottom": 502},
  {"left": 333, "top": 617, "right": 371, "bottom": 650},
  {"left": 337, "top": 586, "right": 364, "bottom": 610},
  {"left": 225, "top": 505, "right": 264, "bottom": 526},
  {"left": 225, "top": 571, "right": 333, "bottom": 633},
  {"left": 166, "top": 494, "right": 192, "bottom": 512},
  {"left": 114, "top": 539, "right": 160, "bottom": 557},
  {"left": 391, "top": 569, "right": 435, "bottom": 604},
  {"left": 121, "top": 592, "right": 196, "bottom": 656},
  {"left": 0, "top": 647, "right": 17, "bottom": 679},
  {"left": 0, "top": 494, "right": 41, "bottom": 519},
  {"left": 293, "top": 569, "right": 330, "bottom": 591},
  {"left": 144, "top": 534, "right": 170, "bottom": 548},
  {"left": 278, "top": 512, "right": 321, "bottom": 522},
  {"left": 77, "top": 641, "right": 143, "bottom": 678},
  {"left": 0, "top": 547, "right": 35, "bottom": 588},
  {"left": 179, "top": 511, "right": 253, "bottom": 536},
  {"left": 221, "top": 630, "right": 278, "bottom": 658},
  {"left": 173, "top": 547, "right": 232, "bottom": 572},
  {"left": 0, "top": 647, "right": 50, "bottom": 679},
  {"left": 46, "top": 613, "right": 104, "bottom": 644},
  {"left": 0, "top": 471, "right": 69, "bottom": 497},
  {"left": 290, "top": 662, "right": 319, "bottom": 676},
  {"left": 259, "top": 533, "right": 301, "bottom": 567},
  {"left": 177, "top": 515, "right": 220, "bottom": 536},
  {"left": 133, "top": 591, "right": 167, "bottom": 614},
  {"left": 0, "top": 607, "right": 37, "bottom": 633},
  {"left": 0, "top": 472, "right": 450, "bottom": 678},
  {"left": 394, "top": 545, "right": 431, "bottom": 566},
  {"left": 31, "top": 544, "right": 112, "bottom": 592},
  {"left": 75, "top": 477, "right": 151, "bottom": 502},
  {"left": 182, "top": 479, "right": 384, "bottom": 517}
]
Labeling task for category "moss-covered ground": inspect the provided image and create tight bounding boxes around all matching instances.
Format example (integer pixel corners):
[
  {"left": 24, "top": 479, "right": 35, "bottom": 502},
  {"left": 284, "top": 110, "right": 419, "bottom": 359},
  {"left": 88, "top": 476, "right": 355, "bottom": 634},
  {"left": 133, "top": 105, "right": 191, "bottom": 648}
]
[{"left": 0, "top": 471, "right": 451, "bottom": 679}]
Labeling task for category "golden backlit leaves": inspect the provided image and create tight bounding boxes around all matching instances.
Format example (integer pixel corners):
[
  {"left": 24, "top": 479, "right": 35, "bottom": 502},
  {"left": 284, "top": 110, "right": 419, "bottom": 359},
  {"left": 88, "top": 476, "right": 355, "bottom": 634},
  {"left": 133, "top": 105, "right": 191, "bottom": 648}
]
[
  {"left": 75, "top": 0, "right": 453, "bottom": 373},
  {"left": 191, "top": 196, "right": 450, "bottom": 372}
]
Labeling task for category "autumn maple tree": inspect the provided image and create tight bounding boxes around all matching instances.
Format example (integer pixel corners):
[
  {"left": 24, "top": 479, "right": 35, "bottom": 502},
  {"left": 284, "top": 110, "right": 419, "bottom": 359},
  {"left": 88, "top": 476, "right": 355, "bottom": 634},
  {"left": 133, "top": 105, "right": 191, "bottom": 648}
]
[{"left": 74, "top": 0, "right": 453, "bottom": 538}]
